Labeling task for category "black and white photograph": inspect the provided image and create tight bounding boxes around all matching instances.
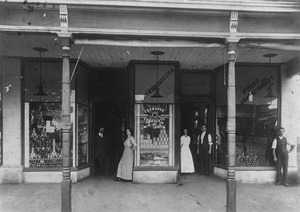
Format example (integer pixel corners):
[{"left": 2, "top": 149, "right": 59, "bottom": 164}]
[{"left": 0, "top": 1, "right": 300, "bottom": 212}]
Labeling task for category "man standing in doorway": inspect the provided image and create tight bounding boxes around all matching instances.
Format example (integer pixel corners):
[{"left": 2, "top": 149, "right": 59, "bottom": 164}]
[
  {"left": 95, "top": 127, "right": 109, "bottom": 175},
  {"left": 272, "top": 127, "right": 295, "bottom": 187},
  {"left": 197, "top": 124, "right": 213, "bottom": 176}
]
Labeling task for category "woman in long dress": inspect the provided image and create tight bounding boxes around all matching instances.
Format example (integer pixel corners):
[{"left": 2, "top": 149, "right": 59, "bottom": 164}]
[
  {"left": 180, "top": 129, "right": 195, "bottom": 173},
  {"left": 115, "top": 128, "right": 137, "bottom": 181}
]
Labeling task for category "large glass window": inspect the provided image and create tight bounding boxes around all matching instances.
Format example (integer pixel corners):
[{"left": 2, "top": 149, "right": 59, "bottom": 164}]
[
  {"left": 133, "top": 62, "right": 176, "bottom": 167},
  {"left": 28, "top": 102, "right": 64, "bottom": 167},
  {"left": 135, "top": 104, "right": 175, "bottom": 167},
  {"left": 77, "top": 104, "right": 88, "bottom": 166},
  {"left": 0, "top": 68, "right": 2, "bottom": 166},
  {"left": 215, "top": 65, "right": 279, "bottom": 167}
]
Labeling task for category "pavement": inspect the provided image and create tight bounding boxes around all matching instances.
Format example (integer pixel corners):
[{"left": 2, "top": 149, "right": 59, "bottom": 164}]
[{"left": 0, "top": 174, "right": 299, "bottom": 212}]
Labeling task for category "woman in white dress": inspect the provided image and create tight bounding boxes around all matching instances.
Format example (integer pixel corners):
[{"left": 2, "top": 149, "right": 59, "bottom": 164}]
[
  {"left": 180, "top": 129, "right": 195, "bottom": 173},
  {"left": 115, "top": 128, "right": 137, "bottom": 181}
]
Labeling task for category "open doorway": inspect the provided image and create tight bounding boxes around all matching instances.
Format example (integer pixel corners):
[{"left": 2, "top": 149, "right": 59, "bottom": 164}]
[
  {"left": 92, "top": 102, "right": 126, "bottom": 176},
  {"left": 180, "top": 102, "right": 214, "bottom": 175}
]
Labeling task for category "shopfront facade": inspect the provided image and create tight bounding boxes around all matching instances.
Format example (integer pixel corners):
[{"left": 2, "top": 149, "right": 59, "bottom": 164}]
[{"left": 0, "top": 0, "right": 300, "bottom": 186}]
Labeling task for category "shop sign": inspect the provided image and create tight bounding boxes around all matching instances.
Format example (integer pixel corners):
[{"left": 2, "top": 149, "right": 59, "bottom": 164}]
[
  {"left": 240, "top": 76, "right": 274, "bottom": 104},
  {"left": 143, "top": 104, "right": 167, "bottom": 128},
  {"left": 144, "top": 68, "right": 175, "bottom": 96},
  {"left": 181, "top": 73, "right": 211, "bottom": 95}
]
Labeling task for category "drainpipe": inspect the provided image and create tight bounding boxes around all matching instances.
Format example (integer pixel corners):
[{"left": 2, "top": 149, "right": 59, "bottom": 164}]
[
  {"left": 226, "top": 41, "right": 237, "bottom": 212},
  {"left": 60, "top": 36, "right": 72, "bottom": 212}
]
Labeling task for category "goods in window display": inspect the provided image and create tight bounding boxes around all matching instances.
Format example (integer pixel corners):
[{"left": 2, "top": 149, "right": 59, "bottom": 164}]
[
  {"left": 29, "top": 103, "right": 66, "bottom": 167},
  {"left": 135, "top": 103, "right": 174, "bottom": 167},
  {"left": 139, "top": 128, "right": 170, "bottom": 166},
  {"left": 139, "top": 105, "right": 171, "bottom": 166},
  {"left": 77, "top": 105, "right": 88, "bottom": 165}
]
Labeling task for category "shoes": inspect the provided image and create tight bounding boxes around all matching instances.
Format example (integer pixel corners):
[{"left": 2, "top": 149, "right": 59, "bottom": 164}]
[
  {"left": 275, "top": 182, "right": 281, "bottom": 186},
  {"left": 283, "top": 183, "right": 290, "bottom": 187}
]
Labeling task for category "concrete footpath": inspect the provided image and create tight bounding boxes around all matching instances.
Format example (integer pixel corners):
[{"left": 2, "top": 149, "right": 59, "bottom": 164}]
[{"left": 0, "top": 174, "right": 299, "bottom": 212}]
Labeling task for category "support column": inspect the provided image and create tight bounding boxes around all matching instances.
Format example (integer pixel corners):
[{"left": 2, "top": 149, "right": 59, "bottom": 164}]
[
  {"left": 60, "top": 36, "right": 72, "bottom": 212},
  {"left": 226, "top": 42, "right": 237, "bottom": 212}
]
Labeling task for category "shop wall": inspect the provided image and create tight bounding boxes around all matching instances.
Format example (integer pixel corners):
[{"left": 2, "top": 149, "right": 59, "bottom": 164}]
[
  {"left": 281, "top": 64, "right": 300, "bottom": 183},
  {"left": 1, "top": 58, "right": 22, "bottom": 165},
  {"left": 0, "top": 58, "right": 23, "bottom": 183}
]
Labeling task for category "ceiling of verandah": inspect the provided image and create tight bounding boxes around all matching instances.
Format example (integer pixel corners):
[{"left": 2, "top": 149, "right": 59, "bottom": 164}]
[{"left": 0, "top": 32, "right": 299, "bottom": 70}]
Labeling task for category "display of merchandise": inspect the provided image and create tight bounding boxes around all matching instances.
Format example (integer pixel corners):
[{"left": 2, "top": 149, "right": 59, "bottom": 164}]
[
  {"left": 77, "top": 105, "right": 88, "bottom": 166},
  {"left": 29, "top": 103, "right": 66, "bottom": 168},
  {"left": 140, "top": 129, "right": 169, "bottom": 166},
  {"left": 235, "top": 143, "right": 274, "bottom": 167},
  {"left": 138, "top": 104, "right": 172, "bottom": 167}
]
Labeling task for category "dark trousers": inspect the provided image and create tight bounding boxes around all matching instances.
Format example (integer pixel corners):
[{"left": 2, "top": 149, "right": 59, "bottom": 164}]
[
  {"left": 199, "top": 144, "right": 210, "bottom": 176},
  {"left": 276, "top": 153, "right": 289, "bottom": 184}
]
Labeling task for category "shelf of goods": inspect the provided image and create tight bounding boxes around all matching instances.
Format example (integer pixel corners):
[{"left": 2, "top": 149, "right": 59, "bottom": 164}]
[{"left": 140, "top": 129, "right": 169, "bottom": 167}]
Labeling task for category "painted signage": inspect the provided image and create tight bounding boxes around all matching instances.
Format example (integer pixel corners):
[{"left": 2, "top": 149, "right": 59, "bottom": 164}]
[
  {"left": 142, "top": 104, "right": 168, "bottom": 128},
  {"left": 240, "top": 76, "right": 274, "bottom": 104},
  {"left": 144, "top": 68, "right": 174, "bottom": 96}
]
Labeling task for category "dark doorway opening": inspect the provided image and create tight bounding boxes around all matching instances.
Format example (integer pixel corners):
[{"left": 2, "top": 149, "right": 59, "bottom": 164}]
[
  {"left": 89, "top": 68, "right": 129, "bottom": 177},
  {"left": 180, "top": 102, "right": 213, "bottom": 175},
  {"left": 93, "top": 102, "right": 126, "bottom": 176}
]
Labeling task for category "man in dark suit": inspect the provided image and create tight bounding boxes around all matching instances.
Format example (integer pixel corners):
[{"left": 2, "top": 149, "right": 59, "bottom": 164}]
[
  {"left": 272, "top": 127, "right": 295, "bottom": 187},
  {"left": 95, "top": 127, "right": 110, "bottom": 175},
  {"left": 197, "top": 124, "right": 212, "bottom": 176}
]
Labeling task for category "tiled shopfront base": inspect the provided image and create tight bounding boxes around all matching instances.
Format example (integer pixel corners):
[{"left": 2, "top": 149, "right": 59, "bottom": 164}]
[{"left": 23, "top": 167, "right": 90, "bottom": 183}]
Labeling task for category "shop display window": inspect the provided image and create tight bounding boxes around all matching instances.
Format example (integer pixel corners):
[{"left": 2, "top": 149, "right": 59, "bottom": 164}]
[
  {"left": 77, "top": 104, "right": 88, "bottom": 166},
  {"left": 215, "top": 65, "right": 279, "bottom": 167},
  {"left": 0, "top": 84, "right": 2, "bottom": 165},
  {"left": 28, "top": 102, "right": 69, "bottom": 167},
  {"left": 135, "top": 103, "right": 175, "bottom": 167}
]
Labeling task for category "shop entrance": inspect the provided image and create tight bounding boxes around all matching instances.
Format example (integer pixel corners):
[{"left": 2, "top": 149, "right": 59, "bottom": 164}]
[
  {"left": 180, "top": 102, "right": 214, "bottom": 175},
  {"left": 89, "top": 69, "right": 129, "bottom": 176},
  {"left": 92, "top": 102, "right": 126, "bottom": 176}
]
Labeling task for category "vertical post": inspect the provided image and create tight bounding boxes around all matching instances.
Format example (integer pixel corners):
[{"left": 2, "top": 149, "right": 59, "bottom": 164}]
[
  {"left": 226, "top": 42, "right": 237, "bottom": 212},
  {"left": 61, "top": 36, "right": 72, "bottom": 212}
]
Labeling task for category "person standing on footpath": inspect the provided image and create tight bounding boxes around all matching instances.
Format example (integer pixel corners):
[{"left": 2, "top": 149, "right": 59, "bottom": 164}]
[
  {"left": 197, "top": 124, "right": 212, "bottom": 176},
  {"left": 95, "top": 127, "right": 107, "bottom": 175},
  {"left": 180, "top": 129, "right": 195, "bottom": 174},
  {"left": 272, "top": 127, "right": 295, "bottom": 187},
  {"left": 115, "top": 128, "right": 137, "bottom": 182}
]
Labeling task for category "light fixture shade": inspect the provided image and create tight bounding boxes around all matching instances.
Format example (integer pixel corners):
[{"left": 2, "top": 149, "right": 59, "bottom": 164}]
[
  {"left": 34, "top": 90, "right": 48, "bottom": 96},
  {"left": 248, "top": 92, "right": 253, "bottom": 102},
  {"left": 34, "top": 84, "right": 48, "bottom": 96},
  {"left": 151, "top": 87, "right": 163, "bottom": 98},
  {"left": 264, "top": 87, "right": 276, "bottom": 99}
]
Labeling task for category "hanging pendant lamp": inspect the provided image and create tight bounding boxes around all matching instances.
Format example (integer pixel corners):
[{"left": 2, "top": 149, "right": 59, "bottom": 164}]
[
  {"left": 33, "top": 47, "right": 48, "bottom": 96},
  {"left": 151, "top": 51, "right": 164, "bottom": 98},
  {"left": 263, "top": 53, "right": 277, "bottom": 99}
]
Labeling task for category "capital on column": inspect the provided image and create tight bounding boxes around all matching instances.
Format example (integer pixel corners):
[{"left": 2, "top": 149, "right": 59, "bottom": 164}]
[
  {"left": 57, "top": 33, "right": 72, "bottom": 51},
  {"left": 226, "top": 40, "right": 238, "bottom": 58}
]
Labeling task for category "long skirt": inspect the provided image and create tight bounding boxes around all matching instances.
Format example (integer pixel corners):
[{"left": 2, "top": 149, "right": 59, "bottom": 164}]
[
  {"left": 117, "top": 147, "right": 133, "bottom": 180},
  {"left": 181, "top": 145, "right": 195, "bottom": 173}
]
